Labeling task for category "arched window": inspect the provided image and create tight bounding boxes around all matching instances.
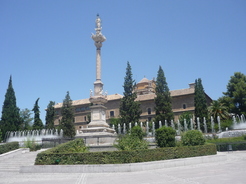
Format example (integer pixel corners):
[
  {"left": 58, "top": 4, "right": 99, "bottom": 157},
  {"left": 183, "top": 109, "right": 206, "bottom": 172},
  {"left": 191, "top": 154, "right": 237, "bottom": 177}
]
[
  {"left": 183, "top": 104, "right": 187, "bottom": 109},
  {"left": 148, "top": 108, "right": 151, "bottom": 115},
  {"left": 110, "top": 111, "right": 114, "bottom": 117}
]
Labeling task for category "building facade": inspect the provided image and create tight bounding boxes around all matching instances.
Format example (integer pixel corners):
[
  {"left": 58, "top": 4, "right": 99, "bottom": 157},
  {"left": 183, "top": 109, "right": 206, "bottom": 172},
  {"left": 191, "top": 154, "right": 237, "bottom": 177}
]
[{"left": 53, "top": 77, "right": 212, "bottom": 131}]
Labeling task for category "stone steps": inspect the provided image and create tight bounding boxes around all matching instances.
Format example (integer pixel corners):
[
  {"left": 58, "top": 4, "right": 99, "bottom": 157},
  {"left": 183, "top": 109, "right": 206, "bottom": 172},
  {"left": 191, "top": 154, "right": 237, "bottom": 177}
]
[{"left": 0, "top": 149, "right": 41, "bottom": 172}]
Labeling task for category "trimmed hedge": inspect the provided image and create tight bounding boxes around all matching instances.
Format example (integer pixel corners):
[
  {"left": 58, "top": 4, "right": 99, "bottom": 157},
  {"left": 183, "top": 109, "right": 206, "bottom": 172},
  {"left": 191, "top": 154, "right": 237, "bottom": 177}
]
[
  {"left": 215, "top": 142, "right": 246, "bottom": 151},
  {"left": 0, "top": 142, "right": 19, "bottom": 154},
  {"left": 35, "top": 143, "right": 216, "bottom": 165}
]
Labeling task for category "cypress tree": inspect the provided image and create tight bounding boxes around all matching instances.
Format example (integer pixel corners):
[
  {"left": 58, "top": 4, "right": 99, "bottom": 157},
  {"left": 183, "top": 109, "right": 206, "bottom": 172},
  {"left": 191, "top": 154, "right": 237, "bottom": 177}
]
[
  {"left": 0, "top": 76, "right": 21, "bottom": 140},
  {"left": 154, "top": 66, "right": 174, "bottom": 127},
  {"left": 0, "top": 129, "right": 2, "bottom": 142},
  {"left": 194, "top": 78, "right": 208, "bottom": 131},
  {"left": 32, "top": 98, "right": 44, "bottom": 130},
  {"left": 45, "top": 101, "right": 55, "bottom": 129},
  {"left": 119, "top": 61, "right": 142, "bottom": 129},
  {"left": 60, "top": 91, "right": 76, "bottom": 138}
]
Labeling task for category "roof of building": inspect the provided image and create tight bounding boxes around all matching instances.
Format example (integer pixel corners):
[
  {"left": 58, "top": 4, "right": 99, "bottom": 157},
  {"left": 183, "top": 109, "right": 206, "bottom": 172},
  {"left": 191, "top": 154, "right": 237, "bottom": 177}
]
[
  {"left": 54, "top": 87, "right": 196, "bottom": 108},
  {"left": 54, "top": 93, "right": 123, "bottom": 108},
  {"left": 135, "top": 87, "right": 195, "bottom": 101},
  {"left": 138, "top": 77, "right": 150, "bottom": 83}
]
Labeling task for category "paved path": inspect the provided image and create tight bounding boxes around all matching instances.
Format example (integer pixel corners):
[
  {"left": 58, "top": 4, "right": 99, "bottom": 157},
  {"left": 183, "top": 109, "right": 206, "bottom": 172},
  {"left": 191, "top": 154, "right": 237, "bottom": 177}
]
[{"left": 0, "top": 150, "right": 246, "bottom": 184}]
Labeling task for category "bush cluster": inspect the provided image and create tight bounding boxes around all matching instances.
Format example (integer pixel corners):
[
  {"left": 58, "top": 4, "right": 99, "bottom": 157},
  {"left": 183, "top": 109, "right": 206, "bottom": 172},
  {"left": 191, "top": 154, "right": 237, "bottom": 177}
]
[
  {"left": 0, "top": 142, "right": 19, "bottom": 154},
  {"left": 114, "top": 126, "right": 148, "bottom": 151},
  {"left": 44, "top": 138, "right": 88, "bottom": 154},
  {"left": 181, "top": 130, "right": 205, "bottom": 146},
  {"left": 35, "top": 144, "right": 216, "bottom": 165},
  {"left": 155, "top": 126, "right": 176, "bottom": 147}
]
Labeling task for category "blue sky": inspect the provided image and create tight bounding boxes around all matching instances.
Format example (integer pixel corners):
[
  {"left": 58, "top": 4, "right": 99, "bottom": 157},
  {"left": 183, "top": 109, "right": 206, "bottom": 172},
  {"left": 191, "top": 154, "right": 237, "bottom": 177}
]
[{"left": 1, "top": 0, "right": 246, "bottom": 123}]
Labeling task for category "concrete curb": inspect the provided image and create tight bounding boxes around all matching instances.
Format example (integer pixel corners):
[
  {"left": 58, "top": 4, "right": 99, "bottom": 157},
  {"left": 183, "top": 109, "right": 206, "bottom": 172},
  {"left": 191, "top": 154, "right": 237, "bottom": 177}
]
[{"left": 20, "top": 154, "right": 226, "bottom": 173}]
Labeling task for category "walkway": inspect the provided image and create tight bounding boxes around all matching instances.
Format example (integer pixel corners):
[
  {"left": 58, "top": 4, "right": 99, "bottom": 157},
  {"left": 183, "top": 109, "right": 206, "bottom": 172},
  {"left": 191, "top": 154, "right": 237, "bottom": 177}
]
[{"left": 0, "top": 150, "right": 246, "bottom": 184}]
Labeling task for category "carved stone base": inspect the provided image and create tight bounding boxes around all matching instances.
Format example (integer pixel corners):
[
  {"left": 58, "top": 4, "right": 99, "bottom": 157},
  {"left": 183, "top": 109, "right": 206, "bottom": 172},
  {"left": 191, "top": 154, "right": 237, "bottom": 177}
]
[{"left": 80, "top": 127, "right": 116, "bottom": 134}]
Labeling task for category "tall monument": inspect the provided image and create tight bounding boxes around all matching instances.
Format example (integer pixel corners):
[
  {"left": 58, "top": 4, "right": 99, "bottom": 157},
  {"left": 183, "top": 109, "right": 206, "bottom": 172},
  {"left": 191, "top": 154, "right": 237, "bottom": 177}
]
[
  {"left": 88, "top": 14, "right": 109, "bottom": 128},
  {"left": 79, "top": 15, "right": 115, "bottom": 137}
]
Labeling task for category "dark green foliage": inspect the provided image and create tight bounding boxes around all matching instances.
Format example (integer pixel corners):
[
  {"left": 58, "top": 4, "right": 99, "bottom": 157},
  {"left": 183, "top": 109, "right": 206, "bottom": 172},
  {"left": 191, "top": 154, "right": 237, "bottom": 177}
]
[
  {"left": 154, "top": 66, "right": 174, "bottom": 127},
  {"left": 60, "top": 92, "right": 76, "bottom": 138},
  {"left": 130, "top": 126, "right": 145, "bottom": 140},
  {"left": 109, "top": 118, "right": 121, "bottom": 132},
  {"left": 181, "top": 130, "right": 205, "bottom": 146},
  {"left": 42, "top": 138, "right": 88, "bottom": 154},
  {"left": 220, "top": 72, "right": 246, "bottom": 115},
  {"left": 243, "top": 135, "right": 246, "bottom": 140},
  {"left": 114, "top": 134, "right": 149, "bottom": 151},
  {"left": 0, "top": 142, "right": 19, "bottom": 154},
  {"left": 45, "top": 101, "right": 55, "bottom": 129},
  {"left": 35, "top": 144, "right": 216, "bottom": 165},
  {"left": 194, "top": 78, "right": 208, "bottom": 131},
  {"left": 208, "top": 100, "right": 229, "bottom": 122},
  {"left": 215, "top": 142, "right": 246, "bottom": 151},
  {"left": 114, "top": 126, "right": 148, "bottom": 151},
  {"left": 155, "top": 126, "right": 176, "bottom": 147},
  {"left": 206, "top": 135, "right": 246, "bottom": 143},
  {"left": 119, "top": 62, "right": 142, "bottom": 128},
  {"left": 32, "top": 98, "right": 44, "bottom": 130},
  {"left": 0, "top": 129, "right": 2, "bottom": 142},
  {"left": 0, "top": 76, "right": 22, "bottom": 140},
  {"left": 19, "top": 108, "right": 33, "bottom": 130},
  {"left": 207, "top": 136, "right": 246, "bottom": 151}
]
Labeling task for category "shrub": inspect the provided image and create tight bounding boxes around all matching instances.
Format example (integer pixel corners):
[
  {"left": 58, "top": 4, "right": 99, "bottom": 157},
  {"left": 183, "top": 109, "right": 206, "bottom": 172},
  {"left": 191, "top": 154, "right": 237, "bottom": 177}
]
[
  {"left": 243, "top": 134, "right": 246, "bottom": 140},
  {"left": 130, "top": 126, "right": 145, "bottom": 140},
  {"left": 35, "top": 144, "right": 217, "bottom": 165},
  {"left": 0, "top": 142, "right": 19, "bottom": 154},
  {"left": 114, "top": 126, "right": 148, "bottom": 151},
  {"left": 155, "top": 126, "right": 176, "bottom": 147},
  {"left": 114, "top": 134, "right": 148, "bottom": 151},
  {"left": 45, "top": 138, "right": 88, "bottom": 154},
  {"left": 181, "top": 130, "right": 205, "bottom": 146},
  {"left": 23, "top": 138, "right": 41, "bottom": 151}
]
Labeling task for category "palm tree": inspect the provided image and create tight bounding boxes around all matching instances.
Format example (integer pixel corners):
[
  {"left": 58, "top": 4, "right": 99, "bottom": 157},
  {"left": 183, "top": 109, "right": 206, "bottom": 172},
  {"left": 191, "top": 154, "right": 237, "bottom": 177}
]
[{"left": 208, "top": 100, "right": 230, "bottom": 122}]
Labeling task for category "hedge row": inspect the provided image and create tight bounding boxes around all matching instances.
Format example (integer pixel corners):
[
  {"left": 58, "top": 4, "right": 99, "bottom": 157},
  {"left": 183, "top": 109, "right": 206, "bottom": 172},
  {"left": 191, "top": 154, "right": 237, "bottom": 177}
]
[
  {"left": 215, "top": 141, "right": 246, "bottom": 151},
  {"left": 0, "top": 142, "right": 19, "bottom": 154},
  {"left": 35, "top": 143, "right": 216, "bottom": 165}
]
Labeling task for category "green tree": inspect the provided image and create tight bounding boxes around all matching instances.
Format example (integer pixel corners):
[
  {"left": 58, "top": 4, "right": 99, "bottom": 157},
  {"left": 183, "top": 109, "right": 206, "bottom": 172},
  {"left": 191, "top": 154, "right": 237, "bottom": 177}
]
[
  {"left": 0, "top": 76, "right": 21, "bottom": 140},
  {"left": 208, "top": 100, "right": 229, "bottom": 122},
  {"left": 194, "top": 78, "right": 208, "bottom": 131},
  {"left": 19, "top": 108, "right": 33, "bottom": 130},
  {"left": 32, "top": 98, "right": 44, "bottom": 130},
  {"left": 60, "top": 91, "right": 76, "bottom": 138},
  {"left": 0, "top": 129, "right": 2, "bottom": 142},
  {"left": 45, "top": 101, "right": 55, "bottom": 129},
  {"left": 221, "top": 72, "right": 246, "bottom": 115},
  {"left": 154, "top": 66, "right": 174, "bottom": 127},
  {"left": 119, "top": 62, "right": 142, "bottom": 129}
]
